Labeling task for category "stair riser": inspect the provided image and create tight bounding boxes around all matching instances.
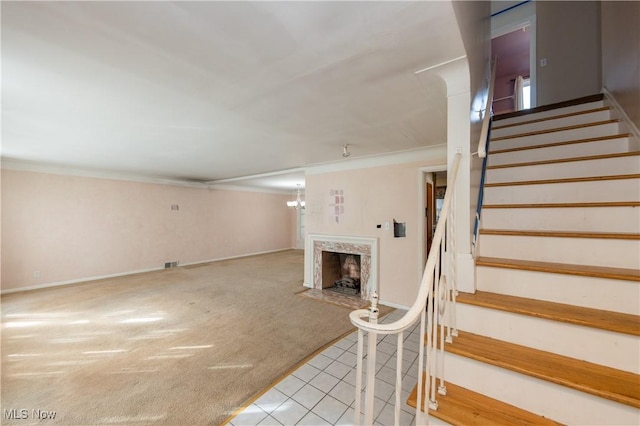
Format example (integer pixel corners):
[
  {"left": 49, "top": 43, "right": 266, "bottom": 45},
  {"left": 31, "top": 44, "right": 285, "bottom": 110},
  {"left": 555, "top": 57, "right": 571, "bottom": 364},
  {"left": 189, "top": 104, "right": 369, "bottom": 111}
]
[
  {"left": 488, "top": 137, "right": 630, "bottom": 166},
  {"left": 490, "top": 122, "right": 620, "bottom": 151},
  {"left": 483, "top": 179, "right": 640, "bottom": 204},
  {"left": 452, "top": 304, "right": 640, "bottom": 373},
  {"left": 441, "top": 353, "right": 640, "bottom": 426},
  {"left": 485, "top": 155, "right": 640, "bottom": 182},
  {"left": 494, "top": 100, "right": 606, "bottom": 127},
  {"left": 478, "top": 234, "right": 640, "bottom": 269},
  {"left": 491, "top": 109, "right": 613, "bottom": 138},
  {"left": 480, "top": 206, "right": 640, "bottom": 233},
  {"left": 475, "top": 266, "right": 640, "bottom": 315}
]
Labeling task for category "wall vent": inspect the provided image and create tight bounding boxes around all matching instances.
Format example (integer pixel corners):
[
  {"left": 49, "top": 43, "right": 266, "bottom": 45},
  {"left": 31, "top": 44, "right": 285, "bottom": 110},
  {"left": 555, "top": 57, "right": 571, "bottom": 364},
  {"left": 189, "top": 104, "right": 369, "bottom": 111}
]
[{"left": 164, "top": 261, "right": 178, "bottom": 269}]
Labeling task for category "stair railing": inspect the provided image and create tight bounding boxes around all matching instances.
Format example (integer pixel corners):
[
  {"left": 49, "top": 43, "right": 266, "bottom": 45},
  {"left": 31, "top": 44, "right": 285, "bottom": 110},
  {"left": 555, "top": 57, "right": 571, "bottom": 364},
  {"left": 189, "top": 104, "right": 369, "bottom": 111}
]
[
  {"left": 477, "top": 58, "right": 497, "bottom": 158},
  {"left": 473, "top": 58, "right": 497, "bottom": 257},
  {"left": 350, "top": 152, "right": 462, "bottom": 425},
  {"left": 472, "top": 125, "right": 491, "bottom": 258}
]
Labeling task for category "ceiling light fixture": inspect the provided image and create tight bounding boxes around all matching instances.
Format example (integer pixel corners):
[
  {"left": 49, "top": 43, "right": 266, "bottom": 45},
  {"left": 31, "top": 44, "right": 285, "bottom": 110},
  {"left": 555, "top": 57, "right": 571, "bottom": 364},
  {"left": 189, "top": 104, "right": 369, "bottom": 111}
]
[
  {"left": 286, "top": 184, "right": 305, "bottom": 209},
  {"left": 342, "top": 144, "right": 351, "bottom": 158}
]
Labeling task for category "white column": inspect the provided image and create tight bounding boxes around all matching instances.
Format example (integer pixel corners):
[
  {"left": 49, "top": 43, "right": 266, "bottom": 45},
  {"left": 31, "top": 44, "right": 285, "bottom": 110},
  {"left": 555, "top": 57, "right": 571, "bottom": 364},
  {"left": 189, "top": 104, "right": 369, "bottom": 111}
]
[{"left": 443, "top": 63, "right": 476, "bottom": 294}]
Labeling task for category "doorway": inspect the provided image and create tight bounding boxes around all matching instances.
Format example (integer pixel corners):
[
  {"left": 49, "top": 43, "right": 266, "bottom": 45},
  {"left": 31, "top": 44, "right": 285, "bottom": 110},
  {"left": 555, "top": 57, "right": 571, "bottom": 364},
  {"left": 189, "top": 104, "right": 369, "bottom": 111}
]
[
  {"left": 491, "top": 0, "right": 537, "bottom": 112},
  {"left": 420, "top": 167, "right": 447, "bottom": 275},
  {"left": 491, "top": 26, "right": 531, "bottom": 114},
  {"left": 426, "top": 181, "right": 434, "bottom": 255},
  {"left": 296, "top": 208, "right": 305, "bottom": 249}
]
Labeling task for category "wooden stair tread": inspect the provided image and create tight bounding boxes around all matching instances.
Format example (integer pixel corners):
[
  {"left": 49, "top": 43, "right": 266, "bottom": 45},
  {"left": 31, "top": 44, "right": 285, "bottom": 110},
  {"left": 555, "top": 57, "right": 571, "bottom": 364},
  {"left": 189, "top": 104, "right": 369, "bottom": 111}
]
[
  {"left": 491, "top": 119, "right": 620, "bottom": 142},
  {"left": 485, "top": 173, "right": 640, "bottom": 187},
  {"left": 483, "top": 201, "right": 640, "bottom": 209},
  {"left": 407, "top": 376, "right": 564, "bottom": 425},
  {"left": 441, "top": 331, "right": 640, "bottom": 409},
  {"left": 492, "top": 107, "right": 611, "bottom": 131},
  {"left": 494, "top": 94, "right": 604, "bottom": 121},
  {"left": 476, "top": 256, "right": 640, "bottom": 282},
  {"left": 490, "top": 134, "right": 631, "bottom": 155},
  {"left": 486, "top": 151, "right": 640, "bottom": 170},
  {"left": 457, "top": 291, "right": 640, "bottom": 336},
  {"left": 479, "top": 229, "right": 640, "bottom": 240}
]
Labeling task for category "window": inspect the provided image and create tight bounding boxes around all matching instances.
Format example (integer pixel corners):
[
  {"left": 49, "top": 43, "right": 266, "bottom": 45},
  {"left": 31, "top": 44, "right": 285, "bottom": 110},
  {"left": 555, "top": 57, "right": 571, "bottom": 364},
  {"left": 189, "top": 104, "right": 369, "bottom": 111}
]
[{"left": 521, "top": 78, "right": 531, "bottom": 110}]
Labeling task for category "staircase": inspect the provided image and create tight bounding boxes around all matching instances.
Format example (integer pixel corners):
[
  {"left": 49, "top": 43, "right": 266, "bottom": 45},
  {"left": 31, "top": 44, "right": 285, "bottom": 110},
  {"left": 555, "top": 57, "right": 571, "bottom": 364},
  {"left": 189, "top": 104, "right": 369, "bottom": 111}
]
[{"left": 408, "top": 94, "right": 640, "bottom": 425}]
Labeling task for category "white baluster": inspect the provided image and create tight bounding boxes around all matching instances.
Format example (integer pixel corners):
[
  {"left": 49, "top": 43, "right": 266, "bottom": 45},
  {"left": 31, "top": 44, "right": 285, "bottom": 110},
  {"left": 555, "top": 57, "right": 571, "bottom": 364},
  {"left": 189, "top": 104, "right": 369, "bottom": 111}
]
[
  {"left": 364, "top": 293, "right": 379, "bottom": 425},
  {"left": 416, "top": 309, "right": 428, "bottom": 426},
  {"left": 438, "top": 275, "right": 447, "bottom": 396},
  {"left": 395, "top": 332, "right": 404, "bottom": 425},
  {"left": 354, "top": 328, "right": 364, "bottom": 426}
]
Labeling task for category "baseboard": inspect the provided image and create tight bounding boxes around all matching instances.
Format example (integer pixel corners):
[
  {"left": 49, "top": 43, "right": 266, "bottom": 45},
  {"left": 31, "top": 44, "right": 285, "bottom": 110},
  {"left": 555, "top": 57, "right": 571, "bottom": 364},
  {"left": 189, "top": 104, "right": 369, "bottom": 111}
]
[
  {"left": 180, "top": 247, "right": 297, "bottom": 267},
  {"left": 1, "top": 247, "right": 298, "bottom": 295},
  {"left": 378, "top": 299, "right": 411, "bottom": 311},
  {"left": 0, "top": 266, "right": 164, "bottom": 295}
]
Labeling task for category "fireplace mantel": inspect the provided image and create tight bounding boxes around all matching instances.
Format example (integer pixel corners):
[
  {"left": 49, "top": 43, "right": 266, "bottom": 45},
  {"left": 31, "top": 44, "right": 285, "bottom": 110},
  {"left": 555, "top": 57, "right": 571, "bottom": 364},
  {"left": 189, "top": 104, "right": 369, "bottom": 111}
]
[{"left": 304, "top": 234, "right": 378, "bottom": 301}]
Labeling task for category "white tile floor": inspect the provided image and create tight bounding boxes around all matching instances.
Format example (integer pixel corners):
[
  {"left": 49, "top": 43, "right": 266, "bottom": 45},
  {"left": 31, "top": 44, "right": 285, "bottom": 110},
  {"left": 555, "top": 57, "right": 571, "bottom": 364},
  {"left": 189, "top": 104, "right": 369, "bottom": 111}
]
[{"left": 228, "top": 309, "right": 422, "bottom": 426}]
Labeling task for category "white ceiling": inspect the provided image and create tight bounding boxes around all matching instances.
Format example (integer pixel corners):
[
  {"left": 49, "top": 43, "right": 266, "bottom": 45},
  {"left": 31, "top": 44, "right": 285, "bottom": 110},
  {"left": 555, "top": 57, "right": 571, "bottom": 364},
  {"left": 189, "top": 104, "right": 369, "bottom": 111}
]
[{"left": 1, "top": 1, "right": 465, "bottom": 191}]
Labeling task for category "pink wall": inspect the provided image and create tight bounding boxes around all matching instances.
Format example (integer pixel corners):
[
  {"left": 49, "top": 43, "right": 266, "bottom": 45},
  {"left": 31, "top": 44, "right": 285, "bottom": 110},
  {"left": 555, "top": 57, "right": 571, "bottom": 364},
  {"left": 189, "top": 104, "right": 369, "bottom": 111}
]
[
  {"left": 305, "top": 158, "right": 445, "bottom": 307},
  {"left": 1, "top": 170, "right": 295, "bottom": 292}
]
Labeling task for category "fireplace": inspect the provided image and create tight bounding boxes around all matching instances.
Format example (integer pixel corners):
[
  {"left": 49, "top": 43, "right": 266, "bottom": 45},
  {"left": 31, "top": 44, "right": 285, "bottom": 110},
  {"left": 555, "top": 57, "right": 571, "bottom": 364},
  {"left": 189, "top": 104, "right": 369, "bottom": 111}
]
[
  {"left": 304, "top": 234, "right": 378, "bottom": 301},
  {"left": 322, "top": 252, "right": 361, "bottom": 295}
]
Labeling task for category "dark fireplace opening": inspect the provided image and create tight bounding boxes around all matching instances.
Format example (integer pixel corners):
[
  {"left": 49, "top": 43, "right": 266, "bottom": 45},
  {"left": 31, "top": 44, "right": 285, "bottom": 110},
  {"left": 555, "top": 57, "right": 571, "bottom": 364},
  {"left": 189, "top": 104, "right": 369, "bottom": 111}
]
[{"left": 322, "top": 251, "right": 361, "bottom": 296}]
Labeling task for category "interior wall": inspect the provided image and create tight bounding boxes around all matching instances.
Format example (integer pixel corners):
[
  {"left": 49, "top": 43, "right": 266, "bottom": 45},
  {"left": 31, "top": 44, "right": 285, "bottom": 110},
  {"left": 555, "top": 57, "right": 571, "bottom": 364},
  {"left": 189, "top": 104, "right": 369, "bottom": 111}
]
[
  {"left": 304, "top": 156, "right": 446, "bottom": 308},
  {"left": 601, "top": 0, "right": 640, "bottom": 129},
  {"left": 536, "top": 1, "right": 601, "bottom": 106},
  {"left": 1, "top": 169, "right": 294, "bottom": 292}
]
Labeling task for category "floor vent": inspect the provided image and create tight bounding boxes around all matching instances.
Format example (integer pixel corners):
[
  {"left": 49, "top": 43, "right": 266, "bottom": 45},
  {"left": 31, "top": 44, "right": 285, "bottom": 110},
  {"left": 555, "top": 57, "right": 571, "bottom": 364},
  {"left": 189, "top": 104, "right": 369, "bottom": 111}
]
[{"left": 164, "top": 261, "right": 178, "bottom": 269}]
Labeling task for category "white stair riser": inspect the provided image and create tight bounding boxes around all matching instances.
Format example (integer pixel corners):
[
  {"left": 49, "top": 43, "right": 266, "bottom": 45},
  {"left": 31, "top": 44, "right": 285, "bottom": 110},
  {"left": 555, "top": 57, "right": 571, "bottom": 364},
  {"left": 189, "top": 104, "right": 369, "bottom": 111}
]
[
  {"left": 485, "top": 155, "right": 640, "bottom": 182},
  {"left": 476, "top": 266, "right": 640, "bottom": 315},
  {"left": 494, "top": 101, "right": 606, "bottom": 127},
  {"left": 453, "top": 303, "right": 640, "bottom": 373},
  {"left": 480, "top": 206, "right": 640, "bottom": 233},
  {"left": 488, "top": 137, "right": 631, "bottom": 166},
  {"left": 490, "top": 122, "right": 620, "bottom": 151},
  {"left": 483, "top": 179, "right": 640, "bottom": 204},
  {"left": 491, "top": 109, "right": 613, "bottom": 138},
  {"left": 441, "top": 353, "right": 640, "bottom": 426},
  {"left": 478, "top": 234, "right": 640, "bottom": 269}
]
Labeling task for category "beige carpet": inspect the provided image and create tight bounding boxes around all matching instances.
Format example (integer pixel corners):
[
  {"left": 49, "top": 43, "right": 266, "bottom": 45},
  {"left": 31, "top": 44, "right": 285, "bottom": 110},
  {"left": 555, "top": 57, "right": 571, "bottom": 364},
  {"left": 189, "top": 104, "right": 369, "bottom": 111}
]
[{"left": 1, "top": 250, "right": 360, "bottom": 425}]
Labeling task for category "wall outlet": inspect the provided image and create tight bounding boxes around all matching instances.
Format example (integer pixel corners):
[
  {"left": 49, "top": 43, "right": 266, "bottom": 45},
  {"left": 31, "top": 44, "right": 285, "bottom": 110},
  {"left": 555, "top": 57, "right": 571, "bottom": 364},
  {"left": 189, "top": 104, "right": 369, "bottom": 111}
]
[
  {"left": 33, "top": 271, "right": 41, "bottom": 278},
  {"left": 540, "top": 58, "right": 547, "bottom": 67}
]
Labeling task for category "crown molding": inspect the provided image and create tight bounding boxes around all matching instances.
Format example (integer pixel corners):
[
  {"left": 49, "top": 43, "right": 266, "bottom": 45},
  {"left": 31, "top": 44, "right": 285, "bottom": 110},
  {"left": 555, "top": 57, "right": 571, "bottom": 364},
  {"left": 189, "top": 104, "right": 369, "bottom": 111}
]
[{"left": 1, "top": 158, "right": 209, "bottom": 188}]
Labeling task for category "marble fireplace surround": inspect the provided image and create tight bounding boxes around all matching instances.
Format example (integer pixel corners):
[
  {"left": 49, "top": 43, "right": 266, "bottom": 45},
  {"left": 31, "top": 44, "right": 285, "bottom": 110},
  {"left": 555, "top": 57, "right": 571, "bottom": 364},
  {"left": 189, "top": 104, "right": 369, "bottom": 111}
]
[{"left": 304, "top": 234, "right": 378, "bottom": 301}]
